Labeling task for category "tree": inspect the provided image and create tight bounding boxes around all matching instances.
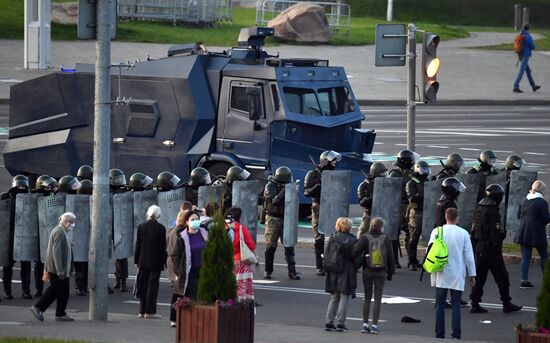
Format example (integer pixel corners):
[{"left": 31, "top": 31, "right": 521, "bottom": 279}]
[
  {"left": 536, "top": 260, "right": 550, "bottom": 328},
  {"left": 197, "top": 213, "right": 236, "bottom": 304}
]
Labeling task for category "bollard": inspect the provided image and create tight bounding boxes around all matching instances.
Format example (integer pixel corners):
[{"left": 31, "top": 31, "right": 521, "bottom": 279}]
[
  {"left": 522, "top": 7, "right": 530, "bottom": 26},
  {"left": 514, "top": 4, "right": 522, "bottom": 31}
]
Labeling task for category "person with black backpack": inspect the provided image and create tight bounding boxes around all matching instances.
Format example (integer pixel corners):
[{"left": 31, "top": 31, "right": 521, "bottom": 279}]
[
  {"left": 513, "top": 23, "right": 541, "bottom": 93},
  {"left": 353, "top": 217, "right": 394, "bottom": 334},
  {"left": 323, "top": 217, "right": 360, "bottom": 333}
]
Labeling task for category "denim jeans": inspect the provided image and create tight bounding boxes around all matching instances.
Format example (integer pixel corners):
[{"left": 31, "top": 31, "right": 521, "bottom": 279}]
[
  {"left": 325, "top": 292, "right": 350, "bottom": 326},
  {"left": 520, "top": 245, "right": 548, "bottom": 281},
  {"left": 513, "top": 55, "right": 536, "bottom": 90},
  {"left": 435, "top": 287, "right": 461, "bottom": 339}
]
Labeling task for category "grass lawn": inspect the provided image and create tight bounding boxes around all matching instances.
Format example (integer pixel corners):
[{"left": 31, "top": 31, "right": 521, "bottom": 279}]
[
  {"left": 0, "top": 338, "right": 90, "bottom": 343},
  {"left": 0, "top": 1, "right": 468, "bottom": 46}
]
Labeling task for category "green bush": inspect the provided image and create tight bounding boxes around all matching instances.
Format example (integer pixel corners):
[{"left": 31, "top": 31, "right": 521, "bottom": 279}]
[
  {"left": 196, "top": 214, "right": 236, "bottom": 304},
  {"left": 536, "top": 259, "right": 550, "bottom": 328},
  {"left": 346, "top": 0, "right": 550, "bottom": 28}
]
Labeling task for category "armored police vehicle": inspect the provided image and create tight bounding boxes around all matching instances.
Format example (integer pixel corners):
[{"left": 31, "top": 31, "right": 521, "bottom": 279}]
[{"left": 4, "top": 27, "right": 376, "bottom": 203}]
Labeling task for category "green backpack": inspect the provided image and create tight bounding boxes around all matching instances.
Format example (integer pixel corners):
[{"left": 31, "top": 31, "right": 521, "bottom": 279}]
[{"left": 423, "top": 226, "right": 449, "bottom": 273}]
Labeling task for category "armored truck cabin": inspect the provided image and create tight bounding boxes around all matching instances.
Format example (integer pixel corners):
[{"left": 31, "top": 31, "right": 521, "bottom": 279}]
[{"left": 4, "top": 27, "right": 376, "bottom": 203}]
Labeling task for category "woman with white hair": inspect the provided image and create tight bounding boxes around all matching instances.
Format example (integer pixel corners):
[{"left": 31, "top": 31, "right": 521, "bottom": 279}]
[
  {"left": 30, "top": 212, "right": 76, "bottom": 322},
  {"left": 514, "top": 180, "right": 550, "bottom": 289},
  {"left": 134, "top": 205, "right": 167, "bottom": 319}
]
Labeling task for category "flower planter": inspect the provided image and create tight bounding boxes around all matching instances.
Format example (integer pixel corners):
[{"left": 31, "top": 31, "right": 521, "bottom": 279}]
[
  {"left": 176, "top": 302, "right": 254, "bottom": 343},
  {"left": 517, "top": 331, "right": 550, "bottom": 343}
]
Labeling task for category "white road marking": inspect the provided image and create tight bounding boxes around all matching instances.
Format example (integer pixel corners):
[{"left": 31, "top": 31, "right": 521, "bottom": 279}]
[
  {"left": 459, "top": 148, "right": 481, "bottom": 151},
  {"left": 375, "top": 129, "right": 502, "bottom": 137},
  {"left": 426, "top": 145, "right": 449, "bottom": 149},
  {"left": 0, "top": 321, "right": 24, "bottom": 325},
  {"left": 524, "top": 152, "right": 547, "bottom": 156}
]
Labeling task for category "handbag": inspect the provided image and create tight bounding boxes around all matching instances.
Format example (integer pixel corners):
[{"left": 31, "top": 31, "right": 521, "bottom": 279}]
[{"left": 238, "top": 224, "right": 258, "bottom": 265}]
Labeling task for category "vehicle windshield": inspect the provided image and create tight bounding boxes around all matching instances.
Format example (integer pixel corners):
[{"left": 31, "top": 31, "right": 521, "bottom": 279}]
[{"left": 283, "top": 86, "right": 355, "bottom": 116}]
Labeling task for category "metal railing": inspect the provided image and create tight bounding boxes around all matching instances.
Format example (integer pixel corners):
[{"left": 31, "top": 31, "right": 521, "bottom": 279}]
[
  {"left": 255, "top": 0, "right": 350, "bottom": 34},
  {"left": 117, "top": 0, "right": 233, "bottom": 24}
]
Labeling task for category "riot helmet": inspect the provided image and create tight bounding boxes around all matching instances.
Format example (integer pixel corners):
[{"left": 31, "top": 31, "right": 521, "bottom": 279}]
[
  {"left": 157, "top": 171, "right": 181, "bottom": 190},
  {"left": 319, "top": 150, "right": 342, "bottom": 169},
  {"left": 445, "top": 153, "right": 464, "bottom": 172},
  {"left": 414, "top": 160, "right": 432, "bottom": 176},
  {"left": 478, "top": 150, "right": 498, "bottom": 167},
  {"left": 59, "top": 175, "right": 81, "bottom": 194},
  {"left": 36, "top": 175, "right": 57, "bottom": 191},
  {"left": 12, "top": 174, "right": 29, "bottom": 189},
  {"left": 441, "top": 177, "right": 466, "bottom": 197},
  {"left": 226, "top": 166, "right": 251, "bottom": 183},
  {"left": 369, "top": 162, "right": 388, "bottom": 178},
  {"left": 77, "top": 165, "right": 93, "bottom": 181},
  {"left": 35, "top": 175, "right": 50, "bottom": 190},
  {"left": 77, "top": 179, "right": 93, "bottom": 195},
  {"left": 505, "top": 154, "right": 526, "bottom": 171},
  {"left": 109, "top": 169, "right": 126, "bottom": 187},
  {"left": 396, "top": 150, "right": 416, "bottom": 170},
  {"left": 129, "top": 172, "right": 154, "bottom": 190},
  {"left": 485, "top": 184, "right": 505, "bottom": 205},
  {"left": 188, "top": 167, "right": 211, "bottom": 187},
  {"left": 274, "top": 166, "right": 293, "bottom": 184}
]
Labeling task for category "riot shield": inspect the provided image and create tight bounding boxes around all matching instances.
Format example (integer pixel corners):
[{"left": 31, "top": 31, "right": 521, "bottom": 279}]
[
  {"left": 456, "top": 174, "right": 481, "bottom": 233},
  {"left": 158, "top": 188, "right": 185, "bottom": 230},
  {"left": 318, "top": 170, "right": 352, "bottom": 236},
  {"left": 13, "top": 194, "right": 40, "bottom": 262},
  {"left": 283, "top": 181, "right": 300, "bottom": 247},
  {"left": 421, "top": 178, "right": 445, "bottom": 242},
  {"left": 486, "top": 173, "right": 507, "bottom": 224},
  {"left": 371, "top": 177, "right": 402, "bottom": 240},
  {"left": 113, "top": 192, "right": 134, "bottom": 259},
  {"left": 0, "top": 198, "right": 11, "bottom": 266},
  {"left": 197, "top": 186, "right": 222, "bottom": 209},
  {"left": 66, "top": 195, "right": 91, "bottom": 262},
  {"left": 506, "top": 170, "right": 538, "bottom": 239},
  {"left": 38, "top": 194, "right": 66, "bottom": 263},
  {"left": 133, "top": 190, "right": 159, "bottom": 243},
  {"left": 232, "top": 180, "right": 260, "bottom": 242}
]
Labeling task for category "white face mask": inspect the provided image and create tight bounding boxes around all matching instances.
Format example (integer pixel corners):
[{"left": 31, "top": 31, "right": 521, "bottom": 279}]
[{"left": 67, "top": 223, "right": 75, "bottom": 231}]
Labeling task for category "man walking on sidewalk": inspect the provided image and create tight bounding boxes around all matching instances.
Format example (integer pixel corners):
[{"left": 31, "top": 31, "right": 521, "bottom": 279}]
[
  {"left": 513, "top": 23, "right": 541, "bottom": 93},
  {"left": 430, "top": 208, "right": 476, "bottom": 340},
  {"left": 30, "top": 212, "right": 76, "bottom": 322}
]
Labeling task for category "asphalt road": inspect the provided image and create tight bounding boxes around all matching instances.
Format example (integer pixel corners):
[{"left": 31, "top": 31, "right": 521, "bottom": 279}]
[{"left": 1, "top": 104, "right": 549, "bottom": 342}]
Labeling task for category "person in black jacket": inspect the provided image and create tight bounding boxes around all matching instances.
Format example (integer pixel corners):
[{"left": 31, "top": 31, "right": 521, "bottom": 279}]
[
  {"left": 514, "top": 180, "right": 550, "bottom": 289},
  {"left": 324, "top": 217, "right": 360, "bottom": 333},
  {"left": 434, "top": 177, "right": 466, "bottom": 227},
  {"left": 2, "top": 175, "right": 32, "bottom": 300},
  {"left": 469, "top": 184, "right": 522, "bottom": 314},
  {"left": 356, "top": 162, "right": 387, "bottom": 238},
  {"left": 134, "top": 205, "right": 167, "bottom": 318},
  {"left": 215, "top": 166, "right": 250, "bottom": 214},
  {"left": 432, "top": 153, "right": 464, "bottom": 180},
  {"left": 304, "top": 150, "right": 341, "bottom": 276},
  {"left": 466, "top": 150, "right": 500, "bottom": 202},
  {"left": 185, "top": 168, "right": 210, "bottom": 206},
  {"left": 110, "top": 169, "right": 129, "bottom": 293},
  {"left": 263, "top": 167, "right": 300, "bottom": 280},
  {"left": 353, "top": 217, "right": 394, "bottom": 334}
]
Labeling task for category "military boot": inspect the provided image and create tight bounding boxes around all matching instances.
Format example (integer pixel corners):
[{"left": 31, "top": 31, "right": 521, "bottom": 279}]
[
  {"left": 470, "top": 302, "right": 488, "bottom": 313},
  {"left": 285, "top": 248, "right": 301, "bottom": 280},
  {"left": 503, "top": 302, "right": 522, "bottom": 313},
  {"left": 264, "top": 247, "right": 276, "bottom": 279}
]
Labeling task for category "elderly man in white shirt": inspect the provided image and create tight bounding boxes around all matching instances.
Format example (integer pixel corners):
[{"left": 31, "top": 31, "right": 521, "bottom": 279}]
[{"left": 429, "top": 208, "right": 476, "bottom": 340}]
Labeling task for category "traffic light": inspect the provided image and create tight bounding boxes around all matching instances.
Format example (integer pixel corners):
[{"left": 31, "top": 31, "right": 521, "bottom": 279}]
[{"left": 421, "top": 32, "right": 440, "bottom": 103}]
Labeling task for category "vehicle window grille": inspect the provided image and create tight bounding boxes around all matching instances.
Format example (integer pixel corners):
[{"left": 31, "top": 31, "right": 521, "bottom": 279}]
[{"left": 128, "top": 118, "right": 156, "bottom": 137}]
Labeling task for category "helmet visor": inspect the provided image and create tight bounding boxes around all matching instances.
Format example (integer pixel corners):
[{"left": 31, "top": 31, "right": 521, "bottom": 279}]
[
  {"left": 69, "top": 178, "right": 81, "bottom": 191},
  {"left": 487, "top": 157, "right": 497, "bottom": 166},
  {"left": 112, "top": 174, "right": 126, "bottom": 186},
  {"left": 239, "top": 169, "right": 251, "bottom": 181},
  {"left": 142, "top": 175, "right": 154, "bottom": 188},
  {"left": 327, "top": 151, "right": 342, "bottom": 163},
  {"left": 513, "top": 158, "right": 526, "bottom": 169},
  {"left": 419, "top": 166, "right": 432, "bottom": 175},
  {"left": 169, "top": 175, "right": 181, "bottom": 187},
  {"left": 454, "top": 181, "right": 467, "bottom": 193}
]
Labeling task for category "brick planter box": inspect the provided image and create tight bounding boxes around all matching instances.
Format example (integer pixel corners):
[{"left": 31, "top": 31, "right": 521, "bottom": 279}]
[
  {"left": 517, "top": 331, "right": 550, "bottom": 343},
  {"left": 176, "top": 302, "right": 254, "bottom": 343}
]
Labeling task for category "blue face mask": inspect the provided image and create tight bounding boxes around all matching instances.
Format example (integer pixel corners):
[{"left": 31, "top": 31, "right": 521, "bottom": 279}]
[{"left": 189, "top": 219, "right": 201, "bottom": 230}]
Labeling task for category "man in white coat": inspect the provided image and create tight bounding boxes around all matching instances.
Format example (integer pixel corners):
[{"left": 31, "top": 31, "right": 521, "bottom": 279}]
[{"left": 430, "top": 208, "right": 476, "bottom": 340}]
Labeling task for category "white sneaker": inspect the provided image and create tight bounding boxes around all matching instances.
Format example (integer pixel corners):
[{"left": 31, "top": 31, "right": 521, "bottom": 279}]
[
  {"left": 370, "top": 324, "right": 379, "bottom": 334},
  {"left": 361, "top": 323, "right": 370, "bottom": 333}
]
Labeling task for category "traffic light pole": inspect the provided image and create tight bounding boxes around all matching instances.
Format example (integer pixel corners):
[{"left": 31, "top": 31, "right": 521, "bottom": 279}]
[
  {"left": 406, "top": 23, "right": 416, "bottom": 152},
  {"left": 89, "top": 0, "right": 112, "bottom": 321}
]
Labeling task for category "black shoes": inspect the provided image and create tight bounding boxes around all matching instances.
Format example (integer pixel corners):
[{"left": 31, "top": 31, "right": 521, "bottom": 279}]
[
  {"left": 120, "top": 284, "right": 128, "bottom": 292},
  {"left": 533, "top": 85, "right": 541, "bottom": 92},
  {"left": 263, "top": 272, "right": 272, "bottom": 280},
  {"left": 30, "top": 305, "right": 44, "bottom": 321},
  {"left": 513, "top": 88, "right": 523, "bottom": 93},
  {"left": 520, "top": 281, "right": 535, "bottom": 289},
  {"left": 503, "top": 302, "right": 522, "bottom": 313},
  {"left": 470, "top": 303, "right": 488, "bottom": 313},
  {"left": 336, "top": 324, "right": 348, "bottom": 332},
  {"left": 55, "top": 315, "right": 74, "bottom": 322},
  {"left": 316, "top": 269, "right": 326, "bottom": 276},
  {"left": 324, "top": 323, "right": 337, "bottom": 331},
  {"left": 22, "top": 291, "right": 33, "bottom": 299},
  {"left": 3, "top": 292, "right": 13, "bottom": 300},
  {"left": 288, "top": 273, "right": 301, "bottom": 280}
]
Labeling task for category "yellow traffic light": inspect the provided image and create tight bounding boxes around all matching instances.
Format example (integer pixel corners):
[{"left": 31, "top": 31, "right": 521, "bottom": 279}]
[
  {"left": 426, "top": 57, "right": 440, "bottom": 78},
  {"left": 422, "top": 33, "right": 440, "bottom": 103}
]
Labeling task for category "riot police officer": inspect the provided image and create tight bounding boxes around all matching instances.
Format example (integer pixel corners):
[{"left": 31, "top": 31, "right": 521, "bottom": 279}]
[
  {"left": 186, "top": 168, "right": 211, "bottom": 206},
  {"left": 129, "top": 172, "right": 154, "bottom": 192},
  {"left": 156, "top": 171, "right": 180, "bottom": 192},
  {"left": 357, "top": 162, "right": 387, "bottom": 238},
  {"left": 469, "top": 184, "right": 522, "bottom": 314},
  {"left": 389, "top": 149, "right": 416, "bottom": 268},
  {"left": 504, "top": 154, "right": 526, "bottom": 177},
  {"left": 77, "top": 179, "right": 93, "bottom": 195},
  {"left": 30, "top": 175, "right": 57, "bottom": 297},
  {"left": 434, "top": 177, "right": 466, "bottom": 227},
  {"left": 263, "top": 166, "right": 300, "bottom": 280},
  {"left": 110, "top": 168, "right": 129, "bottom": 292},
  {"left": 57, "top": 175, "right": 81, "bottom": 195},
  {"left": 2, "top": 175, "right": 32, "bottom": 299},
  {"left": 304, "top": 150, "right": 341, "bottom": 276},
  {"left": 218, "top": 166, "right": 251, "bottom": 213},
  {"left": 406, "top": 161, "right": 431, "bottom": 271},
  {"left": 466, "top": 150, "right": 500, "bottom": 201},
  {"left": 76, "top": 165, "right": 93, "bottom": 181},
  {"left": 75, "top": 179, "right": 92, "bottom": 295},
  {"left": 432, "top": 153, "right": 464, "bottom": 180}
]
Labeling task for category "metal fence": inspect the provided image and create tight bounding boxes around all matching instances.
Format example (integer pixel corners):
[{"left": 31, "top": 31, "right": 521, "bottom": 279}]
[
  {"left": 255, "top": 0, "right": 350, "bottom": 33},
  {"left": 117, "top": 0, "right": 233, "bottom": 24}
]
